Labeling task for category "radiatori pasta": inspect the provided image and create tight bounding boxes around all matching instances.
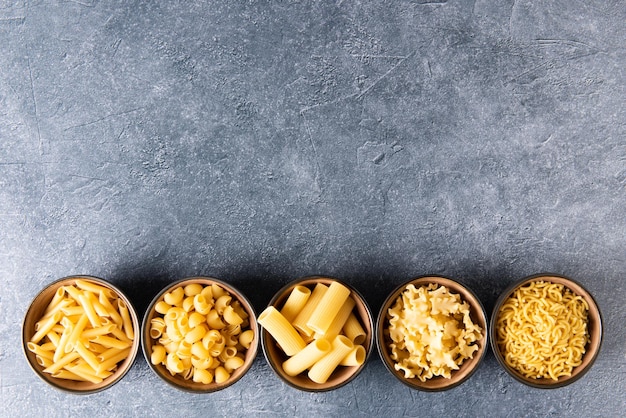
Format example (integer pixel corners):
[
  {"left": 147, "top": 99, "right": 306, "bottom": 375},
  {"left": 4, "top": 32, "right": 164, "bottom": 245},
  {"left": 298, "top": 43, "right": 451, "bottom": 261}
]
[
  {"left": 27, "top": 280, "right": 134, "bottom": 384},
  {"left": 386, "top": 283, "right": 483, "bottom": 382},
  {"left": 148, "top": 283, "right": 251, "bottom": 384},
  {"left": 259, "top": 280, "right": 367, "bottom": 385},
  {"left": 496, "top": 281, "right": 589, "bottom": 380}
]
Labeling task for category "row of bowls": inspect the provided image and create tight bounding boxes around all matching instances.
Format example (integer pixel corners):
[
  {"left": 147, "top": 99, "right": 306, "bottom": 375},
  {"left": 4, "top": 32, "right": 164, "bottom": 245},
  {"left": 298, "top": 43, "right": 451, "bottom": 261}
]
[{"left": 22, "top": 274, "right": 603, "bottom": 394}]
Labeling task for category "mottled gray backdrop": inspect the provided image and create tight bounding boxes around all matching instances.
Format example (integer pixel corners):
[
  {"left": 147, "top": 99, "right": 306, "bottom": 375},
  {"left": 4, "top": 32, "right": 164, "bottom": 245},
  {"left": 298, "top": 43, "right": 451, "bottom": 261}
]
[{"left": 1, "top": 0, "right": 624, "bottom": 417}]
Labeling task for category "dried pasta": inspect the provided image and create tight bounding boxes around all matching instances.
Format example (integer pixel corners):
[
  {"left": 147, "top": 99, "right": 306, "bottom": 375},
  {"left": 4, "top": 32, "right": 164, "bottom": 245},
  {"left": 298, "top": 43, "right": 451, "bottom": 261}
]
[
  {"left": 261, "top": 280, "right": 368, "bottom": 385},
  {"left": 495, "top": 281, "right": 589, "bottom": 380},
  {"left": 386, "top": 283, "right": 483, "bottom": 381},
  {"left": 27, "top": 280, "right": 134, "bottom": 384},
  {"left": 149, "top": 282, "right": 253, "bottom": 384}
]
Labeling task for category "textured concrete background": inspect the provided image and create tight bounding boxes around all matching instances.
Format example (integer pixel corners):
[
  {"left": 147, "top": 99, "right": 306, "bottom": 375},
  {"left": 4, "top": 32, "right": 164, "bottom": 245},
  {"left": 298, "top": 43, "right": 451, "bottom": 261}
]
[{"left": 1, "top": 0, "right": 625, "bottom": 416}]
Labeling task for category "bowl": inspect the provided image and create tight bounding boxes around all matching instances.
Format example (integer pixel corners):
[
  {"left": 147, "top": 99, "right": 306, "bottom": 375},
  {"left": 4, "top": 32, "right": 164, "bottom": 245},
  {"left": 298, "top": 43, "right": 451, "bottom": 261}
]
[
  {"left": 376, "top": 275, "right": 488, "bottom": 391},
  {"left": 260, "top": 276, "right": 373, "bottom": 391},
  {"left": 142, "top": 276, "right": 258, "bottom": 392},
  {"left": 490, "top": 273, "right": 602, "bottom": 388},
  {"left": 22, "top": 275, "right": 140, "bottom": 394}
]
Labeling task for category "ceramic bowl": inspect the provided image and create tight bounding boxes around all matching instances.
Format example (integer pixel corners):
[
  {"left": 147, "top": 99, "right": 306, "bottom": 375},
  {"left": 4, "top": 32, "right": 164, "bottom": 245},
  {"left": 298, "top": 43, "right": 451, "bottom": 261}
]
[
  {"left": 261, "top": 276, "right": 373, "bottom": 391},
  {"left": 22, "top": 275, "right": 140, "bottom": 394},
  {"left": 142, "top": 276, "right": 258, "bottom": 392},
  {"left": 490, "top": 273, "right": 602, "bottom": 388},
  {"left": 377, "top": 275, "right": 488, "bottom": 391}
]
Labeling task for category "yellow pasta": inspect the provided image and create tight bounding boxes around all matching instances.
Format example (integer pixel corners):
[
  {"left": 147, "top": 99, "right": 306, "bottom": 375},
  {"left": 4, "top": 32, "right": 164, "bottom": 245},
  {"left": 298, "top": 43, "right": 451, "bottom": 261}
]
[
  {"left": 282, "top": 338, "right": 332, "bottom": 377},
  {"left": 279, "top": 285, "right": 311, "bottom": 323},
  {"left": 148, "top": 282, "right": 253, "bottom": 385},
  {"left": 258, "top": 306, "right": 306, "bottom": 356},
  {"left": 339, "top": 345, "right": 366, "bottom": 367},
  {"left": 496, "top": 281, "right": 589, "bottom": 380},
  {"left": 28, "top": 280, "right": 135, "bottom": 383},
  {"left": 314, "top": 297, "right": 355, "bottom": 342},
  {"left": 307, "top": 281, "right": 351, "bottom": 335},
  {"left": 386, "top": 283, "right": 483, "bottom": 381},
  {"left": 263, "top": 280, "right": 368, "bottom": 385},
  {"left": 308, "top": 335, "right": 354, "bottom": 384},
  {"left": 343, "top": 313, "right": 367, "bottom": 345},
  {"left": 292, "top": 283, "right": 328, "bottom": 336}
]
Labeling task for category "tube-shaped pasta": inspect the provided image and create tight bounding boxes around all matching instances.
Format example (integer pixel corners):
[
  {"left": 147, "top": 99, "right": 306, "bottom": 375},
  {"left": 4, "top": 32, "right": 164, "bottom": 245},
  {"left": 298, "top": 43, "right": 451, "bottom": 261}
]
[
  {"left": 280, "top": 285, "right": 311, "bottom": 323},
  {"left": 75, "top": 279, "right": 117, "bottom": 299},
  {"left": 306, "top": 281, "right": 351, "bottom": 335},
  {"left": 191, "top": 356, "right": 214, "bottom": 370},
  {"left": 150, "top": 318, "right": 166, "bottom": 339},
  {"left": 96, "top": 348, "right": 131, "bottom": 375},
  {"left": 118, "top": 299, "right": 134, "bottom": 339},
  {"left": 308, "top": 335, "right": 354, "bottom": 384},
  {"left": 65, "top": 314, "right": 89, "bottom": 353},
  {"left": 99, "top": 292, "right": 123, "bottom": 325},
  {"left": 282, "top": 338, "right": 332, "bottom": 377},
  {"left": 339, "top": 345, "right": 366, "bottom": 366},
  {"left": 292, "top": 283, "right": 328, "bottom": 336},
  {"left": 44, "top": 287, "right": 66, "bottom": 316},
  {"left": 27, "top": 342, "right": 54, "bottom": 361},
  {"left": 78, "top": 294, "right": 101, "bottom": 328},
  {"left": 74, "top": 341, "right": 101, "bottom": 372},
  {"left": 342, "top": 312, "right": 366, "bottom": 345},
  {"left": 314, "top": 297, "right": 355, "bottom": 342},
  {"left": 31, "top": 311, "right": 63, "bottom": 344},
  {"left": 259, "top": 306, "right": 307, "bottom": 356},
  {"left": 43, "top": 351, "right": 80, "bottom": 374},
  {"left": 92, "top": 335, "right": 130, "bottom": 349}
]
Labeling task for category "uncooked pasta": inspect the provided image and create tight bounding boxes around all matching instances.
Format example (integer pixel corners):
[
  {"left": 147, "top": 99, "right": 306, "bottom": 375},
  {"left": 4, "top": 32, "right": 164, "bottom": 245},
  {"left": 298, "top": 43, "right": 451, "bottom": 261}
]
[{"left": 496, "top": 281, "right": 589, "bottom": 380}]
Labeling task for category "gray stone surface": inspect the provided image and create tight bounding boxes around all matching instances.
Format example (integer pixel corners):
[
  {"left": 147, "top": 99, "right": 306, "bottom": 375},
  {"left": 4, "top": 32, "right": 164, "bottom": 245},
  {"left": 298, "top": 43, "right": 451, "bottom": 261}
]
[{"left": 1, "top": 0, "right": 625, "bottom": 416}]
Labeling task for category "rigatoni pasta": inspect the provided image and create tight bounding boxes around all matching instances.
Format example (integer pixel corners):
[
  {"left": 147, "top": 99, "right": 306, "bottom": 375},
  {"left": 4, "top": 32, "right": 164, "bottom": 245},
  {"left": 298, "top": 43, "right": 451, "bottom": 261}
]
[{"left": 261, "top": 279, "right": 369, "bottom": 385}]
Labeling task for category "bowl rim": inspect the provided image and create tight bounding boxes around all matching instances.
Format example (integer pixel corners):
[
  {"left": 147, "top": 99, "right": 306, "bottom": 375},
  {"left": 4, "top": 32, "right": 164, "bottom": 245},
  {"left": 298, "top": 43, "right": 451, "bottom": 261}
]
[
  {"left": 141, "top": 276, "right": 259, "bottom": 393},
  {"left": 375, "top": 274, "right": 489, "bottom": 392},
  {"left": 21, "top": 275, "right": 140, "bottom": 394},
  {"left": 260, "top": 275, "right": 374, "bottom": 392},
  {"left": 489, "top": 273, "right": 604, "bottom": 389}
]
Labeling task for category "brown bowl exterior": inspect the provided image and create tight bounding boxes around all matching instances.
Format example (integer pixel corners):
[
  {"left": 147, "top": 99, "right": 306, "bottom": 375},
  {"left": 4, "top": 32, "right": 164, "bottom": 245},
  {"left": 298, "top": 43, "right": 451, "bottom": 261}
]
[
  {"left": 490, "top": 273, "right": 603, "bottom": 389},
  {"left": 376, "top": 275, "right": 488, "bottom": 391},
  {"left": 142, "top": 277, "right": 258, "bottom": 392},
  {"left": 261, "top": 276, "right": 374, "bottom": 392},
  {"left": 22, "top": 276, "right": 140, "bottom": 394}
]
